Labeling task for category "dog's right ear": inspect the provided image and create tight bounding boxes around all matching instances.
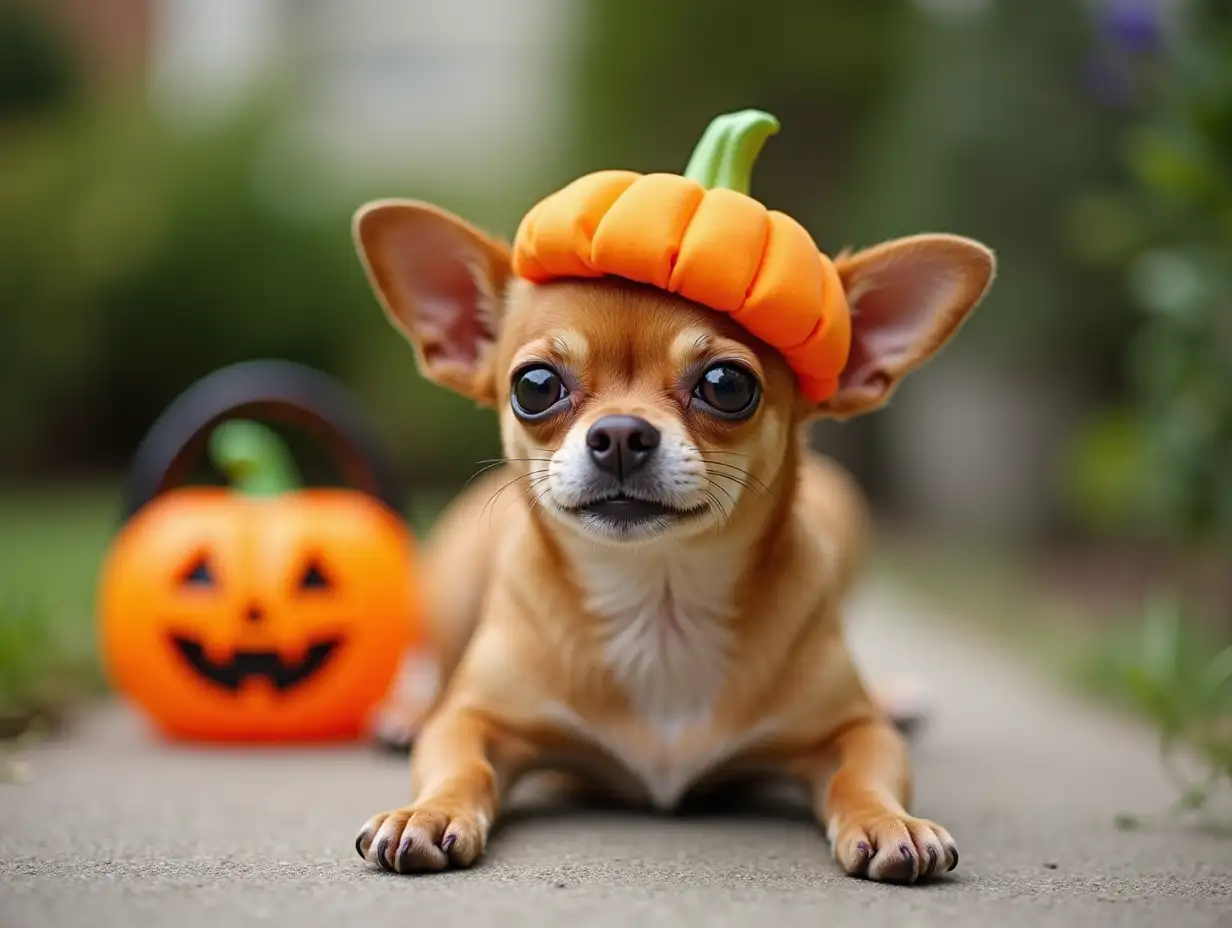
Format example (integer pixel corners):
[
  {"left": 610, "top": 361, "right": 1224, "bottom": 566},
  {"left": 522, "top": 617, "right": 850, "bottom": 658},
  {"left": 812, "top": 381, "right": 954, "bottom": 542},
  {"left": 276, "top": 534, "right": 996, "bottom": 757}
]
[{"left": 353, "top": 199, "right": 512, "bottom": 406}]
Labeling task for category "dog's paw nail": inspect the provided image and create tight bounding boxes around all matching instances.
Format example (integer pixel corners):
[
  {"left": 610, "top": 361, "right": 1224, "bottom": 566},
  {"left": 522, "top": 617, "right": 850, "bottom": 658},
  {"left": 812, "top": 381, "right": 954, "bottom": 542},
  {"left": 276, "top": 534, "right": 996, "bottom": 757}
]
[
  {"left": 355, "top": 832, "right": 369, "bottom": 860},
  {"left": 947, "top": 845, "right": 959, "bottom": 872},
  {"left": 396, "top": 835, "right": 415, "bottom": 871},
  {"left": 856, "top": 841, "right": 870, "bottom": 856},
  {"left": 899, "top": 844, "right": 913, "bottom": 861},
  {"left": 376, "top": 836, "right": 395, "bottom": 872},
  {"left": 441, "top": 833, "right": 457, "bottom": 853}
]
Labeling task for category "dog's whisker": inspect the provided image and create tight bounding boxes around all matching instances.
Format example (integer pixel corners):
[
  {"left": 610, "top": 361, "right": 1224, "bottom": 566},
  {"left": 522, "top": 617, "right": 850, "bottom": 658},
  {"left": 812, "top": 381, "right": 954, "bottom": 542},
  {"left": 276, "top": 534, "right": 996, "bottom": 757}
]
[
  {"left": 699, "top": 488, "right": 725, "bottom": 534},
  {"left": 464, "top": 456, "right": 555, "bottom": 490},
  {"left": 528, "top": 485, "right": 555, "bottom": 512},
  {"left": 700, "top": 460, "right": 772, "bottom": 498},
  {"left": 699, "top": 453, "right": 763, "bottom": 492},
  {"left": 704, "top": 476, "right": 739, "bottom": 510},
  {"left": 462, "top": 460, "right": 511, "bottom": 489},
  {"left": 474, "top": 457, "right": 554, "bottom": 465},
  {"left": 708, "top": 475, "right": 762, "bottom": 501},
  {"left": 477, "top": 470, "right": 550, "bottom": 534},
  {"left": 704, "top": 468, "right": 770, "bottom": 500},
  {"left": 463, "top": 458, "right": 552, "bottom": 494},
  {"left": 517, "top": 474, "right": 554, "bottom": 506}
]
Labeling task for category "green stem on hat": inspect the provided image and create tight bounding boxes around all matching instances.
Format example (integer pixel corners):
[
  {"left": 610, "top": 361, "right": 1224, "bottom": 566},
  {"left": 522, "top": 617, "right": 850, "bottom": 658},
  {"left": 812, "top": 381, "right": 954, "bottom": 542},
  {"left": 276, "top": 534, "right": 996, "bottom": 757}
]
[
  {"left": 208, "top": 420, "right": 302, "bottom": 496},
  {"left": 682, "top": 109, "right": 780, "bottom": 195}
]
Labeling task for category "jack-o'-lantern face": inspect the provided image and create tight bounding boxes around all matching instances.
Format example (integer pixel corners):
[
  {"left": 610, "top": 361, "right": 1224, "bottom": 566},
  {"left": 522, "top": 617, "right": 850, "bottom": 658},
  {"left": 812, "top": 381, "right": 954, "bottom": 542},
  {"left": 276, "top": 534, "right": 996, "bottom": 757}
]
[
  {"left": 98, "top": 488, "right": 418, "bottom": 742},
  {"left": 168, "top": 544, "right": 342, "bottom": 695}
]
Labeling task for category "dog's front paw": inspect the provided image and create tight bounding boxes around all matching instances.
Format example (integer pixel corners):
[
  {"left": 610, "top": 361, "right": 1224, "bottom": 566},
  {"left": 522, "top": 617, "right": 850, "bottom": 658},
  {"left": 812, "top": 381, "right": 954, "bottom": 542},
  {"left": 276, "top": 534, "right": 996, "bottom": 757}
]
[
  {"left": 830, "top": 813, "right": 957, "bottom": 883},
  {"left": 355, "top": 804, "right": 487, "bottom": 874}
]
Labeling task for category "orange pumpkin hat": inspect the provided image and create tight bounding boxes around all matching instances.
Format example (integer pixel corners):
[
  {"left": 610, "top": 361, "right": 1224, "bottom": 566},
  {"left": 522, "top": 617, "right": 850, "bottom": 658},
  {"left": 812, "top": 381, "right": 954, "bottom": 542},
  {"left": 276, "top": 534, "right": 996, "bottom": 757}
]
[{"left": 511, "top": 109, "right": 852, "bottom": 403}]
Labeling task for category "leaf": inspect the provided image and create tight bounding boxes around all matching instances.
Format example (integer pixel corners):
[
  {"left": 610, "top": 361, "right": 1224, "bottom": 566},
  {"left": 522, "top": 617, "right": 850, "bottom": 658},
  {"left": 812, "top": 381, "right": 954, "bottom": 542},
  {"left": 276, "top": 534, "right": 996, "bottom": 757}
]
[
  {"left": 1140, "top": 593, "right": 1183, "bottom": 686},
  {"left": 1129, "top": 250, "right": 1207, "bottom": 321},
  {"left": 1178, "top": 784, "right": 1211, "bottom": 811},
  {"left": 1199, "top": 645, "right": 1232, "bottom": 700},
  {"left": 1114, "top": 812, "right": 1140, "bottom": 830}
]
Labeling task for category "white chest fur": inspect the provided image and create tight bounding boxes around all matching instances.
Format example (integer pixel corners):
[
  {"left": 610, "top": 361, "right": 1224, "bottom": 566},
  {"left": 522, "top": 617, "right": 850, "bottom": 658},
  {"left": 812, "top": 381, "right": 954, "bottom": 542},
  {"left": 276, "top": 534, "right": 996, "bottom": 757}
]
[
  {"left": 577, "top": 543, "right": 740, "bottom": 735},
  {"left": 550, "top": 541, "right": 771, "bottom": 808}
]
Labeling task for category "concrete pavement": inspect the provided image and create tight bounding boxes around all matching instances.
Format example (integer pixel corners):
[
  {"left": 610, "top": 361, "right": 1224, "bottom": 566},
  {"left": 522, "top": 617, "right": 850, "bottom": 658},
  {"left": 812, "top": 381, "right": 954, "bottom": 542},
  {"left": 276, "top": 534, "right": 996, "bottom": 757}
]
[{"left": 3, "top": 582, "right": 1230, "bottom": 927}]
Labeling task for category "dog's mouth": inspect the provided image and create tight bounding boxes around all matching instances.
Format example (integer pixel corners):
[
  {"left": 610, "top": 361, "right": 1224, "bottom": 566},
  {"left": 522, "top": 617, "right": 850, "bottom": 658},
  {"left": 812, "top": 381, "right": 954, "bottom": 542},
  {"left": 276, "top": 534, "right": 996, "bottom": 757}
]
[
  {"left": 170, "top": 634, "right": 342, "bottom": 693},
  {"left": 566, "top": 493, "right": 709, "bottom": 528}
]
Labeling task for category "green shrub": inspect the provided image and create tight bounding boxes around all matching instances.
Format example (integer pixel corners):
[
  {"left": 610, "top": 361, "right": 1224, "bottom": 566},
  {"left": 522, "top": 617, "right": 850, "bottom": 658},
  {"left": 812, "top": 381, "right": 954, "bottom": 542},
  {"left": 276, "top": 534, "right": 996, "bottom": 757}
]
[
  {"left": 0, "top": 96, "right": 500, "bottom": 487},
  {"left": 0, "top": 2, "right": 77, "bottom": 119},
  {"left": 1063, "top": 0, "right": 1232, "bottom": 558}
]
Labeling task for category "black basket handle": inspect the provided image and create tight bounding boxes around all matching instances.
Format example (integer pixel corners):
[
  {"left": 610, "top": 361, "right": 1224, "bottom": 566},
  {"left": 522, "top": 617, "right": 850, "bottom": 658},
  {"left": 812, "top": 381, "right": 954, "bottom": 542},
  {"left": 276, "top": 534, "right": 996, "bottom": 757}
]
[{"left": 121, "top": 359, "right": 407, "bottom": 522}]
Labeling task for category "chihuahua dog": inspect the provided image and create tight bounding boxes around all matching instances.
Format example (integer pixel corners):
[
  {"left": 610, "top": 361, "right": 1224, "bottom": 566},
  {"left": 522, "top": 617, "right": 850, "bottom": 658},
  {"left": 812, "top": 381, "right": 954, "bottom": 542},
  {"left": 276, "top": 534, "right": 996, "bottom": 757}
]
[{"left": 350, "top": 198, "right": 994, "bottom": 883}]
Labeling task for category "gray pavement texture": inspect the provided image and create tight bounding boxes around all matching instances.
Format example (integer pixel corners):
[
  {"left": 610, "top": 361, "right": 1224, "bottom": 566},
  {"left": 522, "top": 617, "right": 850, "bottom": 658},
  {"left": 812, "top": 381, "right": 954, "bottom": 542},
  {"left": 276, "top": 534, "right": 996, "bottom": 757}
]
[{"left": 3, "top": 583, "right": 1231, "bottom": 928}]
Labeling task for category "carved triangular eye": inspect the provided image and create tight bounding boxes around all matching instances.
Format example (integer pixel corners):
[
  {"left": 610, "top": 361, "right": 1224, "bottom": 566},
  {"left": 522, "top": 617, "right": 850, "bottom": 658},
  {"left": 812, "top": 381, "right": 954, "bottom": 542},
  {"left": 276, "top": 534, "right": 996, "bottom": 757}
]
[
  {"left": 299, "top": 559, "right": 331, "bottom": 591},
  {"left": 181, "top": 556, "right": 215, "bottom": 588}
]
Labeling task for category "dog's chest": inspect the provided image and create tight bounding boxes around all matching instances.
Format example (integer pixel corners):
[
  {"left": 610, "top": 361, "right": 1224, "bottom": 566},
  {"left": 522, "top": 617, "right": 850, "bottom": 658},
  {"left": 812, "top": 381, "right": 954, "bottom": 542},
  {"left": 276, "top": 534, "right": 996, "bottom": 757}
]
[
  {"left": 555, "top": 547, "right": 770, "bottom": 808},
  {"left": 579, "top": 548, "right": 737, "bottom": 730}
]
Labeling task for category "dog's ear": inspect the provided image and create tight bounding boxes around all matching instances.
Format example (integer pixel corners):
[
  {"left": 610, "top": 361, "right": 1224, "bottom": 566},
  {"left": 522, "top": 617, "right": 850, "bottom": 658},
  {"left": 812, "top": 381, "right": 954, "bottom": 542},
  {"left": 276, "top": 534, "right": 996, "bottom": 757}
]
[
  {"left": 815, "top": 233, "right": 995, "bottom": 419},
  {"left": 353, "top": 199, "right": 512, "bottom": 406}
]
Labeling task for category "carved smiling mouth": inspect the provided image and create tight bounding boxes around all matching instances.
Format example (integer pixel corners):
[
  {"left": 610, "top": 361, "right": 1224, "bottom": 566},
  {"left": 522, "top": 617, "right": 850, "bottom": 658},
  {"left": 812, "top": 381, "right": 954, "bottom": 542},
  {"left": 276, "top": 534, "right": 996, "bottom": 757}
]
[
  {"left": 569, "top": 493, "right": 709, "bottom": 527},
  {"left": 170, "top": 635, "right": 342, "bottom": 692}
]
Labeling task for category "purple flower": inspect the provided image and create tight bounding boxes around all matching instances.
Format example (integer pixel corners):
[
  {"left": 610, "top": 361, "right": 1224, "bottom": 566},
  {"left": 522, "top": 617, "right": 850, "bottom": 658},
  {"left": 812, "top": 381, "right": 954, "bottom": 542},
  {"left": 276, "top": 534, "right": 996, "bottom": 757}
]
[{"left": 1100, "top": 0, "right": 1163, "bottom": 54}]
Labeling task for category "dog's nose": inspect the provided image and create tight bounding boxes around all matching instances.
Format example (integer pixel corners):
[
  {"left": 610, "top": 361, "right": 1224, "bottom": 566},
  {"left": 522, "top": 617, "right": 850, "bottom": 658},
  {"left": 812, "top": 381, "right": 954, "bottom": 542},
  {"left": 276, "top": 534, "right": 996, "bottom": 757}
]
[{"left": 586, "top": 415, "right": 660, "bottom": 478}]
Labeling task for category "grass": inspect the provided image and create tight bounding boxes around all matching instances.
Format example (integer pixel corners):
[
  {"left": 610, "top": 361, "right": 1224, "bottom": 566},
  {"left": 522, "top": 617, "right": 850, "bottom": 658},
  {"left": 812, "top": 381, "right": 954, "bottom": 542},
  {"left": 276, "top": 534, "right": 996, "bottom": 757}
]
[
  {"left": 1081, "top": 594, "right": 1232, "bottom": 828},
  {"left": 0, "top": 483, "right": 119, "bottom": 736}
]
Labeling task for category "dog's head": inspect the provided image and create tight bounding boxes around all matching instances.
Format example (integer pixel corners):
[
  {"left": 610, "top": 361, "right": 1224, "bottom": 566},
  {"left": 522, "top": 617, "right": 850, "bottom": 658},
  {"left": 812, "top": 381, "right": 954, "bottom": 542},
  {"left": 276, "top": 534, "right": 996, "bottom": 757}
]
[{"left": 354, "top": 201, "right": 994, "bottom": 547}]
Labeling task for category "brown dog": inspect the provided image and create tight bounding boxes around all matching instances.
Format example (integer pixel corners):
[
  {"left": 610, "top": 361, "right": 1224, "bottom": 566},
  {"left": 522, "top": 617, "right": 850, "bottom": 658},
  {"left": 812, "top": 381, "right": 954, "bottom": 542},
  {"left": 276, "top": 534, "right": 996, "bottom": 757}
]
[{"left": 350, "top": 198, "right": 994, "bottom": 882}]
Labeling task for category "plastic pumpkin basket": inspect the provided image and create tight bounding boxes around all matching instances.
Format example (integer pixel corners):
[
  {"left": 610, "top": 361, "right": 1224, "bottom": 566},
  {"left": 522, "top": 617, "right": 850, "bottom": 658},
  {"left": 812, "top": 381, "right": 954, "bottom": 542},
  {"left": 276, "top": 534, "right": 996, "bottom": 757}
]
[{"left": 96, "top": 359, "right": 422, "bottom": 743}]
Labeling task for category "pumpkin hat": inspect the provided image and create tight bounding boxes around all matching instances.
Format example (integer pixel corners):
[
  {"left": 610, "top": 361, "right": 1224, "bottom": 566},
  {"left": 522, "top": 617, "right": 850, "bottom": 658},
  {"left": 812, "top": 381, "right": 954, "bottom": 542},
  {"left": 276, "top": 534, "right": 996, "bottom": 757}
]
[{"left": 511, "top": 109, "right": 852, "bottom": 403}]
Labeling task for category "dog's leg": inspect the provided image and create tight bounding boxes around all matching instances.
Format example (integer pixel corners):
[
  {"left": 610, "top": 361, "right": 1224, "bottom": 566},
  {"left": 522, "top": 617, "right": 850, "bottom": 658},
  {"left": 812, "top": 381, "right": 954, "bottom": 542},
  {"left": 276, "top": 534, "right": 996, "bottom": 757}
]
[
  {"left": 366, "top": 649, "right": 441, "bottom": 751},
  {"left": 355, "top": 706, "right": 531, "bottom": 873},
  {"left": 798, "top": 718, "right": 958, "bottom": 883},
  {"left": 368, "top": 469, "right": 511, "bottom": 752}
]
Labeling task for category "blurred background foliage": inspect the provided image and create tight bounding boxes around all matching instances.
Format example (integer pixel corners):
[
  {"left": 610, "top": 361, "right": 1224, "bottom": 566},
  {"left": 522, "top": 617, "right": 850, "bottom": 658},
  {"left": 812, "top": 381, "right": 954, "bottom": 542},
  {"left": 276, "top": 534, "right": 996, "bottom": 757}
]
[
  {"left": 0, "top": 0, "right": 1146, "bottom": 495},
  {"left": 0, "top": 0, "right": 1227, "bottom": 732},
  {"left": 1064, "top": 0, "right": 1231, "bottom": 602}
]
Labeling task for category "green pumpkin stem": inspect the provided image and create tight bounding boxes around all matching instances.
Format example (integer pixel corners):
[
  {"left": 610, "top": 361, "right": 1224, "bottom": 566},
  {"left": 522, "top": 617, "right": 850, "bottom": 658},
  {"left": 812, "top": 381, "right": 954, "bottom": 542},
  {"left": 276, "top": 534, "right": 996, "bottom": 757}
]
[
  {"left": 208, "top": 420, "right": 302, "bottom": 496},
  {"left": 682, "top": 109, "right": 780, "bottom": 195}
]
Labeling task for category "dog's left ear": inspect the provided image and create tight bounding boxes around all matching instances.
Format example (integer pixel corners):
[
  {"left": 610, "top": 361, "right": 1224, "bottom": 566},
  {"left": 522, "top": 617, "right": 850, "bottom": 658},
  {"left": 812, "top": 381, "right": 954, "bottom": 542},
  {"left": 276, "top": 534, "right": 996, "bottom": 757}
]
[
  {"left": 815, "top": 234, "right": 995, "bottom": 419},
  {"left": 353, "top": 199, "right": 512, "bottom": 406}
]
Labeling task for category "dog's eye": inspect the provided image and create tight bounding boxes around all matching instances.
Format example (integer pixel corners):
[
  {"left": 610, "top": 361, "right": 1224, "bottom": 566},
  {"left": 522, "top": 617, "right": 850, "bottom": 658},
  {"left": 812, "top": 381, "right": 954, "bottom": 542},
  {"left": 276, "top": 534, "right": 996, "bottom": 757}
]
[
  {"left": 512, "top": 365, "right": 568, "bottom": 419},
  {"left": 694, "top": 363, "right": 760, "bottom": 418}
]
